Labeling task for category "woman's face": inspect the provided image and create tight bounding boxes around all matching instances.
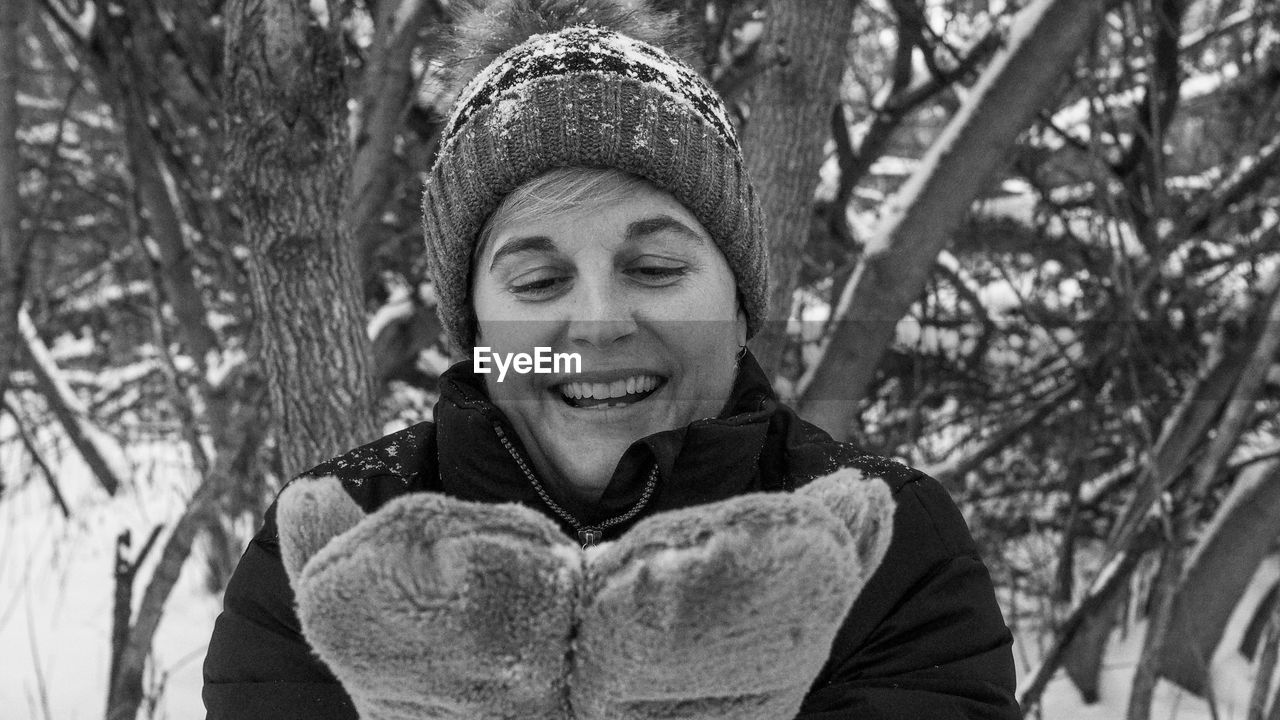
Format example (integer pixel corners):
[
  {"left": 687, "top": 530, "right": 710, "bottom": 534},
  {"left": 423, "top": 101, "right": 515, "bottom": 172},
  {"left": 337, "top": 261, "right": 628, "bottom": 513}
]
[{"left": 472, "top": 178, "right": 745, "bottom": 505}]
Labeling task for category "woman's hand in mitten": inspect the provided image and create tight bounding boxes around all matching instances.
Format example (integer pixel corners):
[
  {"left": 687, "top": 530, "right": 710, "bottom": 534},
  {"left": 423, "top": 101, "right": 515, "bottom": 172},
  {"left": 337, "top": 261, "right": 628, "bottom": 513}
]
[
  {"left": 277, "top": 476, "right": 581, "bottom": 720},
  {"left": 572, "top": 468, "right": 894, "bottom": 720}
]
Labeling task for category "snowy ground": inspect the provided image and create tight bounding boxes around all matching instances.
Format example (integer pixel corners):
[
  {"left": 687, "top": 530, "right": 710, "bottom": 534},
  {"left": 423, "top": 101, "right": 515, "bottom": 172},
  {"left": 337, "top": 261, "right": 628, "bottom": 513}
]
[
  {"left": 0, "top": 434, "right": 217, "bottom": 720},
  {"left": 1036, "top": 555, "right": 1280, "bottom": 720},
  {"left": 2, "top": 436, "right": 1276, "bottom": 720}
]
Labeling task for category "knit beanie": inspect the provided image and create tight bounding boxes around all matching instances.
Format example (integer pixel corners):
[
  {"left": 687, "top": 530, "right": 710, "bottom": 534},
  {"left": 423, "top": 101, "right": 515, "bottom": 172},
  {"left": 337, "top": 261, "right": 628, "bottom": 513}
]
[{"left": 422, "top": 0, "right": 769, "bottom": 354}]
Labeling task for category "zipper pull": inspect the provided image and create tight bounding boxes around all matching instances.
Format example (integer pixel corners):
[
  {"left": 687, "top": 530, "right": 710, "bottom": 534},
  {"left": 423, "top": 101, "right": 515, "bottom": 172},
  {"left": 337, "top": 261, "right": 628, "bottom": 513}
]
[{"left": 578, "top": 527, "right": 602, "bottom": 548}]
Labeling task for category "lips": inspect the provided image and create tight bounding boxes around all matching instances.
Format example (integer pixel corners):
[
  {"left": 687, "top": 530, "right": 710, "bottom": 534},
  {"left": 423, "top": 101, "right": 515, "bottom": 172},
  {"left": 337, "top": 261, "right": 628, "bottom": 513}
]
[{"left": 555, "top": 373, "right": 666, "bottom": 409}]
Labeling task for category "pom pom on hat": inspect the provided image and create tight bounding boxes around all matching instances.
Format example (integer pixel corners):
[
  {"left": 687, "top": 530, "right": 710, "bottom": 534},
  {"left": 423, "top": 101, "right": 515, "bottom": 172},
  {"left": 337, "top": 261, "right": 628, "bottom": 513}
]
[
  {"left": 445, "top": 0, "right": 696, "bottom": 87},
  {"left": 422, "top": 0, "right": 770, "bottom": 355}
]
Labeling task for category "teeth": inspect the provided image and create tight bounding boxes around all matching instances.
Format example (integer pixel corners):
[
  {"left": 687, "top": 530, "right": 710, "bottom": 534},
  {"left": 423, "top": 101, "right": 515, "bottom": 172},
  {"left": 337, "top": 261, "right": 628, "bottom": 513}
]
[{"left": 560, "top": 375, "right": 660, "bottom": 400}]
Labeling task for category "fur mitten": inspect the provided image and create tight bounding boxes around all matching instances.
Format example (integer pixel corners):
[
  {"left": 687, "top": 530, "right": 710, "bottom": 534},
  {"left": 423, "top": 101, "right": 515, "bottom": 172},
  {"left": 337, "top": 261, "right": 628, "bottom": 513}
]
[
  {"left": 277, "top": 476, "right": 581, "bottom": 720},
  {"left": 571, "top": 468, "right": 894, "bottom": 720}
]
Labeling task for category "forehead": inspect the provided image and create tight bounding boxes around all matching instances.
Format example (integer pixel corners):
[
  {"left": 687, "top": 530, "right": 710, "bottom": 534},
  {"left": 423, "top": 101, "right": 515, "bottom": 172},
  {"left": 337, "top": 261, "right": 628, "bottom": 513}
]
[{"left": 481, "top": 181, "right": 711, "bottom": 262}]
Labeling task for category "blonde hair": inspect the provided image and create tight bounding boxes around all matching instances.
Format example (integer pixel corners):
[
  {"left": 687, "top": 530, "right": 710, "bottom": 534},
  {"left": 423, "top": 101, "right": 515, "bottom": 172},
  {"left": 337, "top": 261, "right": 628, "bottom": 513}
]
[{"left": 474, "top": 167, "right": 654, "bottom": 267}]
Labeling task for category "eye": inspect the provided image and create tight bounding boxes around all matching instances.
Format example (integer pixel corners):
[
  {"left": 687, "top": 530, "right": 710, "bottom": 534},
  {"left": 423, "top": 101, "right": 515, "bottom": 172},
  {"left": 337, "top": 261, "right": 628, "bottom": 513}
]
[
  {"left": 628, "top": 261, "right": 690, "bottom": 286},
  {"left": 509, "top": 271, "right": 571, "bottom": 299}
]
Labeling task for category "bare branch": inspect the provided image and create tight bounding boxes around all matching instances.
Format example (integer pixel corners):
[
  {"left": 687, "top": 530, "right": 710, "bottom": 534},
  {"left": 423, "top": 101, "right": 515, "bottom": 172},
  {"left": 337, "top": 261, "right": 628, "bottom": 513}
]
[
  {"left": 1181, "top": 6, "right": 1259, "bottom": 55},
  {"left": 796, "top": 0, "right": 1112, "bottom": 438},
  {"left": 1186, "top": 268, "right": 1280, "bottom": 500},
  {"left": 1160, "top": 457, "right": 1280, "bottom": 694},
  {"left": 1019, "top": 522, "right": 1161, "bottom": 714},
  {"left": 1108, "top": 272, "right": 1277, "bottom": 551},
  {"left": 1180, "top": 134, "right": 1280, "bottom": 237},
  {"left": 1247, "top": 597, "right": 1280, "bottom": 720},
  {"left": 0, "top": 394, "right": 70, "bottom": 518},
  {"left": 17, "top": 307, "right": 127, "bottom": 495},
  {"left": 348, "top": 0, "right": 445, "bottom": 279},
  {"left": 107, "top": 524, "right": 164, "bottom": 717},
  {"left": 884, "top": 21, "right": 1003, "bottom": 116},
  {"left": 925, "top": 381, "right": 1078, "bottom": 492},
  {"left": 107, "top": 480, "right": 216, "bottom": 720}
]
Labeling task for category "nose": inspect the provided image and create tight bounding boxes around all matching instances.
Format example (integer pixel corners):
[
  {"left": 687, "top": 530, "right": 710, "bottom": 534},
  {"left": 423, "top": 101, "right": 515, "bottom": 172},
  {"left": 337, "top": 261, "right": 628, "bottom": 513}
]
[{"left": 566, "top": 279, "right": 637, "bottom": 349}]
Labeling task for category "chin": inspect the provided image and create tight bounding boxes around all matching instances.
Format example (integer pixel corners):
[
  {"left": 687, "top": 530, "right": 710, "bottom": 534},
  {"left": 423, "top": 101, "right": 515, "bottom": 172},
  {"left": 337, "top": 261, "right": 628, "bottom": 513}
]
[{"left": 546, "top": 436, "right": 633, "bottom": 494}]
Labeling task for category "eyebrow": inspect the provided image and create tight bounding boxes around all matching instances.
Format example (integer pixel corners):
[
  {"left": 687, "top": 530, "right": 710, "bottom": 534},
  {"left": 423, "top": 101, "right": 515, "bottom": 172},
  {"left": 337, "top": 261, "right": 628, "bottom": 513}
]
[
  {"left": 486, "top": 215, "right": 708, "bottom": 271},
  {"left": 626, "top": 216, "right": 708, "bottom": 245},
  {"left": 488, "top": 235, "right": 556, "bottom": 272}
]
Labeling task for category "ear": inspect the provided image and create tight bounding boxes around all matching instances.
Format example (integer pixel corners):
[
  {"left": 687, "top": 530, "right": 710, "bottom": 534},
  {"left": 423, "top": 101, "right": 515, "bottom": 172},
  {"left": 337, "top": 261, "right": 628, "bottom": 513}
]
[{"left": 277, "top": 476, "right": 366, "bottom": 586}]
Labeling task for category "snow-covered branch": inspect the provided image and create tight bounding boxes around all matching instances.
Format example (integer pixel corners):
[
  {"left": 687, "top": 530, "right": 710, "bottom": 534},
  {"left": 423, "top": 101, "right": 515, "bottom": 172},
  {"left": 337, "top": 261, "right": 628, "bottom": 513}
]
[
  {"left": 18, "top": 307, "right": 129, "bottom": 495},
  {"left": 796, "top": 0, "right": 1113, "bottom": 439}
]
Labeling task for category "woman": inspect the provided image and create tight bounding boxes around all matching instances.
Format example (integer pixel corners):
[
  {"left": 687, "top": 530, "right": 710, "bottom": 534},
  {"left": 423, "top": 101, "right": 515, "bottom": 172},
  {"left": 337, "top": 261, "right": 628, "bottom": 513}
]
[{"left": 203, "top": 2, "right": 1018, "bottom": 718}]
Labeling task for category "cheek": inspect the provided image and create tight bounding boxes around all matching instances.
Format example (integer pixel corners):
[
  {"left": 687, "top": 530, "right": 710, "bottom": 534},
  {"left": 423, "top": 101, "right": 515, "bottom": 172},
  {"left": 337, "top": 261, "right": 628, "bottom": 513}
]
[
  {"left": 662, "top": 321, "right": 738, "bottom": 376},
  {"left": 647, "top": 264, "right": 739, "bottom": 322},
  {"left": 473, "top": 278, "right": 537, "bottom": 350}
]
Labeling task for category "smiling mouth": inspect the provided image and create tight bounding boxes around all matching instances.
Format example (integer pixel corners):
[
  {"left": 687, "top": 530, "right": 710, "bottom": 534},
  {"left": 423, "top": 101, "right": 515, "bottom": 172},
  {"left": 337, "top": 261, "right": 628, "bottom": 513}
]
[{"left": 555, "top": 374, "right": 666, "bottom": 410}]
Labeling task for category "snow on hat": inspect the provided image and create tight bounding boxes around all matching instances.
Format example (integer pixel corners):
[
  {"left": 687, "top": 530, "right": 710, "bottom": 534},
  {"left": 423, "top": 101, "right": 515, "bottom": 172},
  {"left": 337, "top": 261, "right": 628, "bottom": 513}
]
[{"left": 421, "top": 0, "right": 769, "bottom": 354}]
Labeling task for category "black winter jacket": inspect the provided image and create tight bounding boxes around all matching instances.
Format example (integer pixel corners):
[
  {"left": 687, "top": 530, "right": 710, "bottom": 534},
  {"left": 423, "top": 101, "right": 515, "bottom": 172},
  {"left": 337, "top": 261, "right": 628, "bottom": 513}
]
[{"left": 203, "top": 356, "right": 1018, "bottom": 719}]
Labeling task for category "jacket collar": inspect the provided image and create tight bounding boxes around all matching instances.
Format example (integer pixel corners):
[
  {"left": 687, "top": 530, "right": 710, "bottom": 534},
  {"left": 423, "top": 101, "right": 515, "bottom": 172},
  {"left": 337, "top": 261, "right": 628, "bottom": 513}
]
[{"left": 433, "top": 352, "right": 780, "bottom": 538}]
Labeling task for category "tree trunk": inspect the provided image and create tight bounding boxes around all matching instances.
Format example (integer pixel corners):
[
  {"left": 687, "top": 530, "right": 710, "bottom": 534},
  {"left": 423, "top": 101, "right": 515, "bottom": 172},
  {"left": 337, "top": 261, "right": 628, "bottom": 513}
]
[
  {"left": 795, "top": 0, "right": 1111, "bottom": 440},
  {"left": 0, "top": 0, "right": 26, "bottom": 401},
  {"left": 224, "top": 0, "right": 378, "bottom": 478},
  {"left": 1159, "top": 458, "right": 1280, "bottom": 694},
  {"left": 739, "top": 0, "right": 858, "bottom": 377},
  {"left": 348, "top": 0, "right": 441, "bottom": 282}
]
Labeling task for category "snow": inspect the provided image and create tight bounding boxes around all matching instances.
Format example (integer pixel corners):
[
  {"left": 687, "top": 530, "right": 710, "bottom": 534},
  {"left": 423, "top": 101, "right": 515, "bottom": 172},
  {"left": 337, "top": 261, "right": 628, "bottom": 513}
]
[
  {"left": 18, "top": 311, "right": 132, "bottom": 490},
  {"left": 868, "top": 155, "right": 918, "bottom": 178},
  {"left": 1021, "top": 626, "right": 1215, "bottom": 720},
  {"left": 204, "top": 348, "right": 246, "bottom": 390},
  {"left": 366, "top": 280, "right": 414, "bottom": 342},
  {"left": 1013, "top": 554, "right": 1280, "bottom": 720},
  {"left": 0, "top": 436, "right": 221, "bottom": 720}
]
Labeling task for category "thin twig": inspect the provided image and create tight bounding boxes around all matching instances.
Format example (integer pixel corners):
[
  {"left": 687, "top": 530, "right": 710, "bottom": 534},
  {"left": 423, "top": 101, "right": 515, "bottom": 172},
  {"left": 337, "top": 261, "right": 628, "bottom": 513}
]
[
  {"left": 0, "top": 395, "right": 69, "bottom": 518},
  {"left": 26, "top": 595, "right": 55, "bottom": 720}
]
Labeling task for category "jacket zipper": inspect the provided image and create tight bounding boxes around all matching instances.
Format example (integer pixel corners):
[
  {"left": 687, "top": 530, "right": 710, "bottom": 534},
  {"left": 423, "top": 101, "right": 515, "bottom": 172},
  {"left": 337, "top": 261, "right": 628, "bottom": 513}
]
[{"left": 492, "top": 423, "right": 658, "bottom": 548}]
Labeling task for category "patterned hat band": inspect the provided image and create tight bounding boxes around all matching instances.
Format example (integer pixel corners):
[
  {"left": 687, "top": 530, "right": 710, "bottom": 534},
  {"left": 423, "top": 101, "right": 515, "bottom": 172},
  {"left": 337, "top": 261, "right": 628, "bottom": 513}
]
[
  {"left": 443, "top": 26, "right": 738, "bottom": 152},
  {"left": 422, "top": 24, "right": 769, "bottom": 355}
]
